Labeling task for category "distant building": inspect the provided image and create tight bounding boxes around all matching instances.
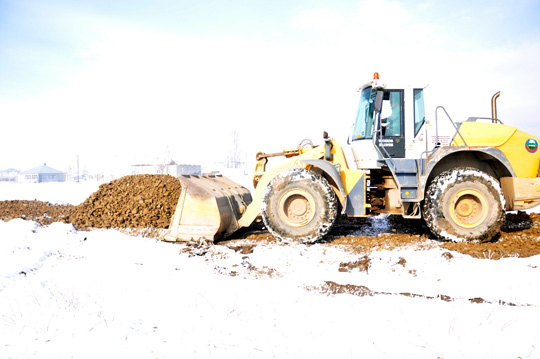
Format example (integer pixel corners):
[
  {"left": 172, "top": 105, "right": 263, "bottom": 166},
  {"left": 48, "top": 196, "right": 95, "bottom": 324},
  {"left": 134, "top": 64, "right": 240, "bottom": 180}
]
[
  {"left": 0, "top": 168, "right": 19, "bottom": 182},
  {"left": 131, "top": 160, "right": 202, "bottom": 176},
  {"left": 18, "top": 164, "right": 66, "bottom": 183},
  {"left": 172, "top": 163, "right": 202, "bottom": 176}
]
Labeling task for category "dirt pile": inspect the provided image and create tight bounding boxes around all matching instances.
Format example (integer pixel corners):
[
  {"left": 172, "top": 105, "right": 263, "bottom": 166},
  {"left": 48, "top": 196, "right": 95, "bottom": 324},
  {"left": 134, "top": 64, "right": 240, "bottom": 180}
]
[
  {"left": 0, "top": 175, "right": 182, "bottom": 229},
  {"left": 66, "top": 175, "right": 182, "bottom": 229},
  {"left": 0, "top": 200, "right": 74, "bottom": 225}
]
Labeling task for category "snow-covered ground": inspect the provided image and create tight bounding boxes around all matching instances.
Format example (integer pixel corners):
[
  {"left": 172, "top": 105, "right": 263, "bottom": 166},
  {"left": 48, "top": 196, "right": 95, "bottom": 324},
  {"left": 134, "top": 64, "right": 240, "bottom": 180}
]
[{"left": 1, "top": 182, "right": 540, "bottom": 358}]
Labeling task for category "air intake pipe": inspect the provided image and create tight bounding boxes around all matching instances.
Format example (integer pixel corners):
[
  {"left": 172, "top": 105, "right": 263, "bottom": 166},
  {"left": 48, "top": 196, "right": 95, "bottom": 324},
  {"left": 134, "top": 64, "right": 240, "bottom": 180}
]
[{"left": 491, "top": 91, "right": 500, "bottom": 123}]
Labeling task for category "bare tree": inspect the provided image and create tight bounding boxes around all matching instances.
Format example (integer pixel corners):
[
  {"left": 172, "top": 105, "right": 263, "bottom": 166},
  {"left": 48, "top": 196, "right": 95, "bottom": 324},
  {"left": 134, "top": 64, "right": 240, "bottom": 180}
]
[
  {"left": 156, "top": 146, "right": 171, "bottom": 174},
  {"left": 226, "top": 131, "right": 242, "bottom": 168}
]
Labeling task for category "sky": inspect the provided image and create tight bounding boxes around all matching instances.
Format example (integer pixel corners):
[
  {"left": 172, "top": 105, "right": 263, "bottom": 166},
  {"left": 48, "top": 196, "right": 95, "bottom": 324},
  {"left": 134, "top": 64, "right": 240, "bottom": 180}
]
[{"left": 1, "top": 0, "right": 540, "bottom": 175}]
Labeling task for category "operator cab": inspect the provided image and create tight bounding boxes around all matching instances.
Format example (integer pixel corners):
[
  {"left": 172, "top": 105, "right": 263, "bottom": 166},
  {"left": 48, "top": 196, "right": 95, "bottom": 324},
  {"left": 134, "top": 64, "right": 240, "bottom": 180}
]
[{"left": 349, "top": 73, "right": 429, "bottom": 169}]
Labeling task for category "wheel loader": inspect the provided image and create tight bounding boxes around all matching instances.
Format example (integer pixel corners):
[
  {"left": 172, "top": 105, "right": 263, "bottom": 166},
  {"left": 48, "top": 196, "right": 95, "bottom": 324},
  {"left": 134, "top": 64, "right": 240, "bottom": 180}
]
[{"left": 164, "top": 73, "right": 540, "bottom": 244}]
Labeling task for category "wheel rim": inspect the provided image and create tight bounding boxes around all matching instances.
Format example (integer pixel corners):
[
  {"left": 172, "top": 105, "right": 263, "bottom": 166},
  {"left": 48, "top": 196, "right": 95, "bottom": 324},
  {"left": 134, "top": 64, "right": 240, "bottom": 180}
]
[
  {"left": 448, "top": 189, "right": 489, "bottom": 228},
  {"left": 278, "top": 189, "right": 316, "bottom": 227}
]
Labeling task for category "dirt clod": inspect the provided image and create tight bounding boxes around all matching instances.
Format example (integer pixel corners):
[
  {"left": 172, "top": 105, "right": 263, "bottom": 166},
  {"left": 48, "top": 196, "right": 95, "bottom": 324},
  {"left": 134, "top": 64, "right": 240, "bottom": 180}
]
[
  {"left": 442, "top": 252, "right": 454, "bottom": 260},
  {"left": 339, "top": 256, "right": 371, "bottom": 273},
  {"left": 396, "top": 257, "right": 407, "bottom": 266}
]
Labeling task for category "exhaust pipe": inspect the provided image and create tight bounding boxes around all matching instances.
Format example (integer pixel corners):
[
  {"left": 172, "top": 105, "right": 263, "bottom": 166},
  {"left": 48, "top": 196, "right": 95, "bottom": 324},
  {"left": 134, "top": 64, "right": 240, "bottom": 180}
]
[{"left": 491, "top": 91, "right": 500, "bottom": 123}]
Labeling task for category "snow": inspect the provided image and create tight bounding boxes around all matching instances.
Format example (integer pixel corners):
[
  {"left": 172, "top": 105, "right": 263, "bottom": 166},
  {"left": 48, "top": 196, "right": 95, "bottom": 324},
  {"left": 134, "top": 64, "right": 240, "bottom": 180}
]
[{"left": 1, "top": 183, "right": 540, "bottom": 358}]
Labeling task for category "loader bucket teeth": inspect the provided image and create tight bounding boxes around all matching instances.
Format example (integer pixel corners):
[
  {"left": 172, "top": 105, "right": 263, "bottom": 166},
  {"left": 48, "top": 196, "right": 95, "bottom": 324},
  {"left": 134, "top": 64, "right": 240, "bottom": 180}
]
[{"left": 164, "top": 175, "right": 252, "bottom": 243}]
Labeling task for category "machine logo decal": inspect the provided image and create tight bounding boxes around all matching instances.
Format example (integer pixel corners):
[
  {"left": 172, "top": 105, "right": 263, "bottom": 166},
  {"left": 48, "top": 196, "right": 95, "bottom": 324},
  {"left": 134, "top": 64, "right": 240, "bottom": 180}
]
[{"left": 526, "top": 138, "right": 538, "bottom": 153}]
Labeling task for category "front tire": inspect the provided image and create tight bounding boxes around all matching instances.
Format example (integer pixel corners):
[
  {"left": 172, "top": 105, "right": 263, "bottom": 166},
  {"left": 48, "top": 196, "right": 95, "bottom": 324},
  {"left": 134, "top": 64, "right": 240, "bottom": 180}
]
[
  {"left": 261, "top": 168, "right": 338, "bottom": 244},
  {"left": 423, "top": 167, "right": 505, "bottom": 242}
]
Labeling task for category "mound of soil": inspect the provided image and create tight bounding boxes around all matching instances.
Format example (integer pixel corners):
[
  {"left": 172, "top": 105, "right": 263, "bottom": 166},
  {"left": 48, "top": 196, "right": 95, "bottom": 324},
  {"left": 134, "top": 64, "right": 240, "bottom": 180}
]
[
  {"left": 66, "top": 175, "right": 182, "bottom": 229},
  {"left": 0, "top": 200, "right": 75, "bottom": 225}
]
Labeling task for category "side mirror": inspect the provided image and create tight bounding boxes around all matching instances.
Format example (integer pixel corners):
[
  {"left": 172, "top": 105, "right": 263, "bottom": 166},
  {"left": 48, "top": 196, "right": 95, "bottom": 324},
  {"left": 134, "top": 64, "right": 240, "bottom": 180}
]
[{"left": 373, "top": 90, "right": 384, "bottom": 113}]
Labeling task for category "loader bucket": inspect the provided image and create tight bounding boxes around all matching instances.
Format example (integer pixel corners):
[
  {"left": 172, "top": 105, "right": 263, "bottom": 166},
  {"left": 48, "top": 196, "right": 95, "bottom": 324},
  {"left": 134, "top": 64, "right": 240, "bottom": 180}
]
[{"left": 164, "top": 174, "right": 252, "bottom": 242}]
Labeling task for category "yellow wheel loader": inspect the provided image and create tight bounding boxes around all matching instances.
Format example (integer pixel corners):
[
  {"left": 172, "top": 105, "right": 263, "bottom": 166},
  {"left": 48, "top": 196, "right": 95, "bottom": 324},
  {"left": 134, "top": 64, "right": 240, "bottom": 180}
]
[{"left": 164, "top": 73, "right": 540, "bottom": 244}]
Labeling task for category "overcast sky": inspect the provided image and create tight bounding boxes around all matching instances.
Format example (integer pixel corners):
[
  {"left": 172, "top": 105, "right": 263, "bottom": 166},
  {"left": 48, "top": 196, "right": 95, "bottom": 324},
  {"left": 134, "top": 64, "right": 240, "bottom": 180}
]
[{"left": 1, "top": 0, "right": 540, "bottom": 175}]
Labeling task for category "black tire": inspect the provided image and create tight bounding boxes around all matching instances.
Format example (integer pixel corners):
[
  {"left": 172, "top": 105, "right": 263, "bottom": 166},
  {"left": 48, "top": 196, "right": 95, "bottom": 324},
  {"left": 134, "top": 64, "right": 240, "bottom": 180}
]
[
  {"left": 261, "top": 168, "right": 338, "bottom": 244},
  {"left": 423, "top": 167, "right": 505, "bottom": 242}
]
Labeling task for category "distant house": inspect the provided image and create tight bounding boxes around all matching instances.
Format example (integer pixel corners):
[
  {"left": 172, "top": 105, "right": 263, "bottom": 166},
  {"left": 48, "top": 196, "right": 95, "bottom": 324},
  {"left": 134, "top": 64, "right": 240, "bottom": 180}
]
[
  {"left": 132, "top": 160, "right": 202, "bottom": 176},
  {"left": 0, "top": 168, "right": 19, "bottom": 182},
  {"left": 18, "top": 164, "right": 66, "bottom": 183}
]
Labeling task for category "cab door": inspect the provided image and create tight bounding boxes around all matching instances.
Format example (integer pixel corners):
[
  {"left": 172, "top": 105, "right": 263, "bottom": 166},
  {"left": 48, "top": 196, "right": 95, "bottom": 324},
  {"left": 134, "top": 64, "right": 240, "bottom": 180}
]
[{"left": 376, "top": 89, "right": 405, "bottom": 158}]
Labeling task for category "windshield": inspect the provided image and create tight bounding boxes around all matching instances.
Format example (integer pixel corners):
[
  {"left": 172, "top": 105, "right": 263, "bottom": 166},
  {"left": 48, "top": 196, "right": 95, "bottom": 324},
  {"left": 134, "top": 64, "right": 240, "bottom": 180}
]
[{"left": 352, "top": 87, "right": 376, "bottom": 140}]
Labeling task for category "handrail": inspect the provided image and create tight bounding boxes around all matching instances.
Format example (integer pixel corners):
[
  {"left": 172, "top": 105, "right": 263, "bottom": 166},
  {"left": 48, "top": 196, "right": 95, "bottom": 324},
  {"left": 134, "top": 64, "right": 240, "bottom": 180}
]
[
  {"left": 419, "top": 150, "right": 432, "bottom": 176},
  {"left": 466, "top": 116, "right": 504, "bottom": 124},
  {"left": 434, "top": 106, "right": 468, "bottom": 147}
]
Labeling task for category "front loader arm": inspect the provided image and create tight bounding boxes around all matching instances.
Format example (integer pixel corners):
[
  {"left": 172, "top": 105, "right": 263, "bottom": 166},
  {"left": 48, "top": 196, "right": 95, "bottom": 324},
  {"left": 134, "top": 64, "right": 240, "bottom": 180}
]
[{"left": 238, "top": 145, "right": 326, "bottom": 228}]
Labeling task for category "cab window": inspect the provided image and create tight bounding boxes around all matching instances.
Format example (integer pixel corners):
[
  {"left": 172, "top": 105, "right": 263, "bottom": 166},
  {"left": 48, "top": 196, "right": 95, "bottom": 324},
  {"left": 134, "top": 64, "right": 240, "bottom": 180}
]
[
  {"left": 352, "top": 87, "right": 376, "bottom": 140},
  {"left": 413, "top": 88, "right": 425, "bottom": 136},
  {"left": 380, "top": 90, "right": 403, "bottom": 137}
]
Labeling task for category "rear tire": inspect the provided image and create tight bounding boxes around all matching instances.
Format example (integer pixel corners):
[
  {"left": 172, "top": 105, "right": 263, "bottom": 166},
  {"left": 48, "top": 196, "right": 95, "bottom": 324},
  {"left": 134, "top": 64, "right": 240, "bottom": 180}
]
[
  {"left": 423, "top": 167, "right": 505, "bottom": 242},
  {"left": 261, "top": 168, "right": 338, "bottom": 244}
]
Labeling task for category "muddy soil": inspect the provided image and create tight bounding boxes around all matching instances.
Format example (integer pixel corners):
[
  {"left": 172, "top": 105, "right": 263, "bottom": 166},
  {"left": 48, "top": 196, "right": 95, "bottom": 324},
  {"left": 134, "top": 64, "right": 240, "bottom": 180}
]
[
  {"left": 328, "top": 213, "right": 540, "bottom": 260},
  {"left": 1, "top": 174, "right": 539, "bottom": 260},
  {"left": 0, "top": 200, "right": 75, "bottom": 226},
  {"left": 314, "top": 281, "right": 528, "bottom": 306},
  {"left": 219, "top": 212, "right": 540, "bottom": 260}
]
